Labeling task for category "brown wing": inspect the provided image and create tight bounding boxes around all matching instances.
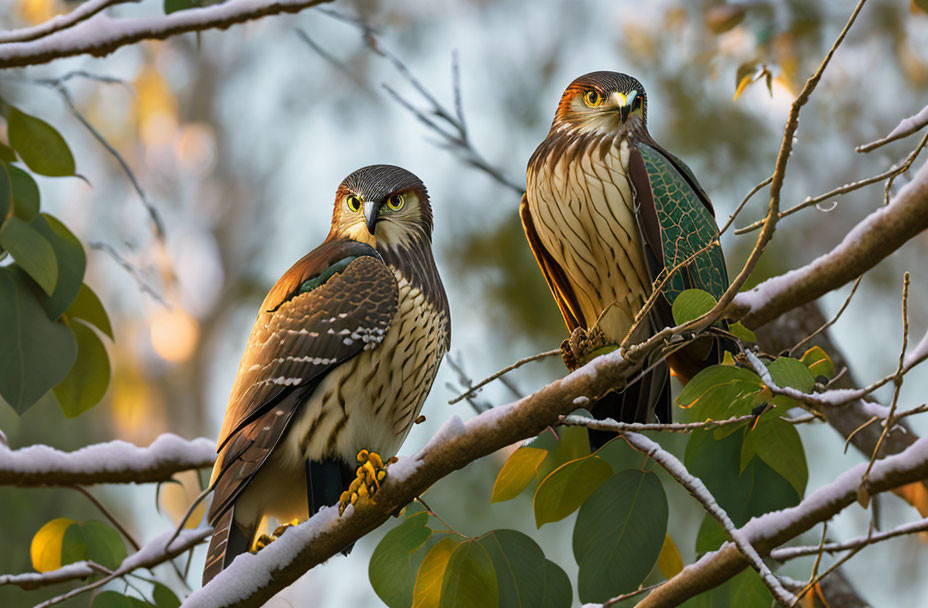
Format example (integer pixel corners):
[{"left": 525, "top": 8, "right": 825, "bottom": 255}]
[
  {"left": 207, "top": 241, "right": 398, "bottom": 521},
  {"left": 519, "top": 193, "right": 586, "bottom": 331}
]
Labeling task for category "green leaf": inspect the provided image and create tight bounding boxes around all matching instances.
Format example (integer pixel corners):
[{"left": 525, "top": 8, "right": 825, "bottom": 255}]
[
  {"left": 7, "top": 107, "right": 75, "bottom": 177},
  {"left": 767, "top": 357, "right": 815, "bottom": 393},
  {"left": 476, "top": 530, "right": 571, "bottom": 608},
  {"left": 61, "top": 520, "right": 127, "bottom": 570},
  {"left": 573, "top": 470, "right": 668, "bottom": 602},
  {"left": 728, "top": 322, "right": 756, "bottom": 343},
  {"left": 694, "top": 514, "right": 728, "bottom": 554},
  {"left": 676, "top": 365, "right": 768, "bottom": 421},
  {"left": 66, "top": 283, "right": 113, "bottom": 340},
  {"left": 0, "top": 141, "right": 16, "bottom": 163},
  {"left": 9, "top": 165, "right": 40, "bottom": 220},
  {"left": 491, "top": 447, "right": 547, "bottom": 503},
  {"left": 92, "top": 591, "right": 152, "bottom": 608},
  {"left": 596, "top": 435, "right": 649, "bottom": 472},
  {"left": 53, "top": 320, "right": 111, "bottom": 417},
  {"left": 439, "top": 541, "right": 498, "bottom": 608},
  {"left": 533, "top": 455, "right": 612, "bottom": 527},
  {"left": 30, "top": 213, "right": 85, "bottom": 318},
  {"left": 164, "top": 0, "right": 198, "bottom": 13},
  {"left": 152, "top": 584, "right": 181, "bottom": 608},
  {"left": 0, "top": 267, "right": 77, "bottom": 414},
  {"left": 800, "top": 346, "right": 835, "bottom": 379},
  {"left": 685, "top": 430, "right": 800, "bottom": 527},
  {"left": 750, "top": 417, "right": 807, "bottom": 495},
  {"left": 525, "top": 425, "right": 592, "bottom": 480},
  {"left": 0, "top": 162, "right": 10, "bottom": 221},
  {"left": 729, "top": 569, "right": 774, "bottom": 607},
  {"left": 370, "top": 512, "right": 434, "bottom": 608},
  {"left": 671, "top": 289, "right": 717, "bottom": 324},
  {"left": 0, "top": 215, "right": 57, "bottom": 294},
  {"left": 413, "top": 537, "right": 461, "bottom": 608},
  {"left": 31, "top": 517, "right": 75, "bottom": 572},
  {"left": 914, "top": 0, "right": 928, "bottom": 14}
]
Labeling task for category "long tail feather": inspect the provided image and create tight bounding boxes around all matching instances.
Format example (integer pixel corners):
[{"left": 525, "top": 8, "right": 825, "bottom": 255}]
[
  {"left": 202, "top": 507, "right": 255, "bottom": 585},
  {"left": 587, "top": 362, "right": 670, "bottom": 451}
]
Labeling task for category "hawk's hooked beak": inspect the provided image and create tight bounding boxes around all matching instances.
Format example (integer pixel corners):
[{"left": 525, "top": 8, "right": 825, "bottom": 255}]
[
  {"left": 613, "top": 91, "right": 635, "bottom": 122},
  {"left": 363, "top": 200, "right": 382, "bottom": 235}
]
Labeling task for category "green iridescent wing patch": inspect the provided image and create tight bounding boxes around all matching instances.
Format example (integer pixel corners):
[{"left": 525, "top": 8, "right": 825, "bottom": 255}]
[{"left": 637, "top": 142, "right": 728, "bottom": 305}]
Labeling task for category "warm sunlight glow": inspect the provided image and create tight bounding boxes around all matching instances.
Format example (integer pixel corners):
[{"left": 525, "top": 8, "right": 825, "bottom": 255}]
[{"left": 150, "top": 308, "right": 200, "bottom": 362}]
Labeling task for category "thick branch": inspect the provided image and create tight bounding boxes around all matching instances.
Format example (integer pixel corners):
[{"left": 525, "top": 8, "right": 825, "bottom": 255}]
[
  {"left": 731, "top": 158, "right": 928, "bottom": 327},
  {"left": 0, "top": 434, "right": 215, "bottom": 486},
  {"left": 632, "top": 436, "right": 928, "bottom": 608},
  {"left": 0, "top": 0, "right": 333, "bottom": 69}
]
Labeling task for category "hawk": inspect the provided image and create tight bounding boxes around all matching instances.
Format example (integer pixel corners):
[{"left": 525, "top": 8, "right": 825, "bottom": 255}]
[
  {"left": 522, "top": 71, "right": 728, "bottom": 447},
  {"left": 203, "top": 165, "right": 450, "bottom": 583}
]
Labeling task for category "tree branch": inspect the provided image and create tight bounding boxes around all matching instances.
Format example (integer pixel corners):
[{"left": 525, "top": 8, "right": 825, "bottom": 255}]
[
  {"left": 0, "top": 434, "right": 215, "bottom": 486},
  {"left": 629, "top": 435, "right": 928, "bottom": 608},
  {"left": 0, "top": 0, "right": 137, "bottom": 44},
  {"left": 731, "top": 157, "right": 928, "bottom": 328},
  {"left": 0, "top": 0, "right": 334, "bottom": 69}
]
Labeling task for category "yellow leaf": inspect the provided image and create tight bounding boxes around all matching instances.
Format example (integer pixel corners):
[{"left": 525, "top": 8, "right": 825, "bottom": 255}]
[
  {"left": 893, "top": 481, "right": 928, "bottom": 517},
  {"left": 491, "top": 447, "right": 547, "bottom": 503},
  {"left": 31, "top": 518, "right": 74, "bottom": 572},
  {"left": 656, "top": 533, "right": 683, "bottom": 579},
  {"left": 733, "top": 63, "right": 757, "bottom": 101},
  {"left": 412, "top": 537, "right": 460, "bottom": 608}
]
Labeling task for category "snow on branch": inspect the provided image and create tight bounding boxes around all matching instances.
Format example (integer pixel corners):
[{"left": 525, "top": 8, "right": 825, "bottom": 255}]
[
  {"left": 631, "top": 435, "right": 928, "bottom": 608},
  {"left": 32, "top": 527, "right": 210, "bottom": 608},
  {"left": 0, "top": 433, "right": 215, "bottom": 486},
  {"left": 770, "top": 516, "right": 928, "bottom": 561},
  {"left": 0, "top": 0, "right": 136, "bottom": 44},
  {"left": 0, "top": 561, "right": 99, "bottom": 590},
  {"left": 0, "top": 0, "right": 333, "bottom": 69},
  {"left": 732, "top": 158, "right": 928, "bottom": 327},
  {"left": 858, "top": 104, "right": 928, "bottom": 153}
]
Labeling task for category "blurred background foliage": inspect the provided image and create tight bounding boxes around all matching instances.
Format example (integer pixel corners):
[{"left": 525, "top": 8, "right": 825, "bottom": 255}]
[{"left": 1, "top": 0, "right": 927, "bottom": 606}]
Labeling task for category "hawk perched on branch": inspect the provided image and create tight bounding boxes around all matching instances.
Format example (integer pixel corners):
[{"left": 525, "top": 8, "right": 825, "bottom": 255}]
[
  {"left": 522, "top": 71, "right": 729, "bottom": 447},
  {"left": 203, "top": 165, "right": 450, "bottom": 583}
]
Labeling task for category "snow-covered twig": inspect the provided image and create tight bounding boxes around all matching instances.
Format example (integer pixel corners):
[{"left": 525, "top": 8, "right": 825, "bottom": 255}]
[
  {"left": 620, "top": 433, "right": 796, "bottom": 606},
  {"left": 0, "top": 561, "right": 103, "bottom": 590},
  {"left": 0, "top": 0, "right": 334, "bottom": 69},
  {"left": 731, "top": 158, "right": 928, "bottom": 327},
  {"left": 449, "top": 348, "right": 559, "bottom": 405},
  {"left": 631, "top": 434, "right": 928, "bottom": 608},
  {"left": 858, "top": 103, "right": 928, "bottom": 153},
  {"left": 559, "top": 413, "right": 814, "bottom": 434},
  {"left": 0, "top": 0, "right": 136, "bottom": 43},
  {"left": 35, "top": 528, "right": 210, "bottom": 608},
  {"left": 771, "top": 516, "right": 928, "bottom": 561},
  {"left": 0, "top": 434, "right": 214, "bottom": 486}
]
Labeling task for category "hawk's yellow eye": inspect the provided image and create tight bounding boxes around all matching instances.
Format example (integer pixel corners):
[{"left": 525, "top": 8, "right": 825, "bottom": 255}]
[
  {"left": 583, "top": 90, "right": 602, "bottom": 107},
  {"left": 387, "top": 193, "right": 405, "bottom": 210},
  {"left": 346, "top": 195, "right": 362, "bottom": 212}
]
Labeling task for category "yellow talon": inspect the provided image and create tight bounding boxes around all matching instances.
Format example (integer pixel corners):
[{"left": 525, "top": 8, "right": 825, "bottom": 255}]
[{"left": 337, "top": 450, "right": 393, "bottom": 516}]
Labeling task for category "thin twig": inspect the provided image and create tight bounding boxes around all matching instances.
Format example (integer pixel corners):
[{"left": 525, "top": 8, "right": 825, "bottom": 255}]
[
  {"left": 858, "top": 272, "right": 910, "bottom": 506},
  {"left": 414, "top": 497, "right": 468, "bottom": 538},
  {"left": 443, "top": 353, "right": 493, "bottom": 414},
  {"left": 90, "top": 241, "right": 168, "bottom": 306},
  {"left": 603, "top": 582, "right": 664, "bottom": 606},
  {"left": 70, "top": 486, "right": 141, "bottom": 551},
  {"left": 737, "top": 130, "right": 928, "bottom": 234},
  {"left": 449, "top": 349, "right": 559, "bottom": 405},
  {"left": 0, "top": 0, "right": 138, "bottom": 43},
  {"left": 789, "top": 275, "right": 863, "bottom": 357},
  {"left": 720, "top": 176, "right": 772, "bottom": 235},
  {"left": 771, "top": 516, "right": 928, "bottom": 561}
]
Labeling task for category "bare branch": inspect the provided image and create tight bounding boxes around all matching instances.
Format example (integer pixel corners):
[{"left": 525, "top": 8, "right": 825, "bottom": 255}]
[
  {"left": 731, "top": 158, "right": 928, "bottom": 327},
  {"left": 0, "top": 434, "right": 215, "bottom": 486},
  {"left": 0, "top": 0, "right": 335, "bottom": 69},
  {"left": 448, "top": 349, "right": 559, "bottom": 405},
  {"left": 736, "top": 130, "right": 928, "bottom": 234},
  {"left": 771, "top": 516, "right": 928, "bottom": 561},
  {"left": 559, "top": 413, "right": 815, "bottom": 434}
]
